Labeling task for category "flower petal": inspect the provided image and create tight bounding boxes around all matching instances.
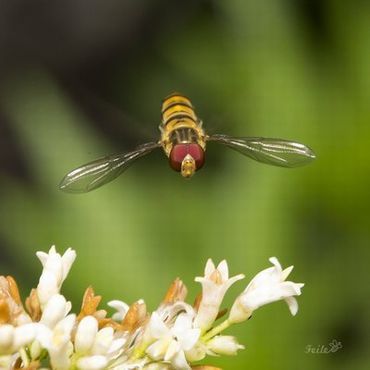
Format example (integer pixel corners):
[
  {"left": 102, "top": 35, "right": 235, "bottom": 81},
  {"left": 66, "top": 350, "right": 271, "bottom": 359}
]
[
  {"left": 268, "top": 257, "right": 282, "bottom": 272},
  {"left": 149, "top": 312, "right": 170, "bottom": 339},
  {"left": 180, "top": 329, "right": 200, "bottom": 351},
  {"left": 77, "top": 355, "right": 108, "bottom": 370},
  {"left": 146, "top": 338, "right": 170, "bottom": 360},
  {"left": 75, "top": 316, "right": 98, "bottom": 353},
  {"left": 108, "top": 300, "right": 129, "bottom": 322},
  {"left": 12, "top": 323, "right": 38, "bottom": 350},
  {"left": 279, "top": 282, "right": 304, "bottom": 296},
  {"left": 0, "top": 325, "right": 14, "bottom": 350},
  {"left": 61, "top": 248, "right": 76, "bottom": 281},
  {"left": 207, "top": 335, "right": 245, "bottom": 356},
  {"left": 204, "top": 259, "right": 216, "bottom": 277},
  {"left": 284, "top": 296, "right": 299, "bottom": 316},
  {"left": 281, "top": 265, "right": 294, "bottom": 281},
  {"left": 173, "top": 314, "right": 193, "bottom": 336},
  {"left": 36, "top": 250, "right": 50, "bottom": 268},
  {"left": 171, "top": 349, "right": 191, "bottom": 370},
  {"left": 40, "top": 294, "right": 69, "bottom": 328},
  {"left": 164, "top": 340, "right": 180, "bottom": 362},
  {"left": 217, "top": 260, "right": 229, "bottom": 280},
  {"left": 91, "top": 327, "right": 114, "bottom": 355}
]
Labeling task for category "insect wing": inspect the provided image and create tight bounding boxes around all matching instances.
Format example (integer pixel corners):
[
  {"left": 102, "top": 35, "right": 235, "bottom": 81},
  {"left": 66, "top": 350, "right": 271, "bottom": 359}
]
[
  {"left": 59, "top": 142, "right": 160, "bottom": 193},
  {"left": 208, "top": 134, "right": 315, "bottom": 167}
]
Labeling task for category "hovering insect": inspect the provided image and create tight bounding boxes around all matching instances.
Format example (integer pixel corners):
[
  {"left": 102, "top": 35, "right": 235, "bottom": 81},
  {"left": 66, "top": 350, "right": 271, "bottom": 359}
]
[{"left": 59, "top": 93, "right": 315, "bottom": 193}]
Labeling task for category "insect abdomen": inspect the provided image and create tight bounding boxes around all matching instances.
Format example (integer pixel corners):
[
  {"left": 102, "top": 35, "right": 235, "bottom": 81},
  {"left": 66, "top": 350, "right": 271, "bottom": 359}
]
[
  {"left": 161, "top": 93, "right": 199, "bottom": 131},
  {"left": 160, "top": 93, "right": 206, "bottom": 157}
]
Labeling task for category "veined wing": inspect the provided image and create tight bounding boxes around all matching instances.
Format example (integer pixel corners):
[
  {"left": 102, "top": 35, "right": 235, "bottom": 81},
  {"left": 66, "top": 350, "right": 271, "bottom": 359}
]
[
  {"left": 208, "top": 134, "right": 315, "bottom": 167},
  {"left": 59, "top": 142, "right": 161, "bottom": 193}
]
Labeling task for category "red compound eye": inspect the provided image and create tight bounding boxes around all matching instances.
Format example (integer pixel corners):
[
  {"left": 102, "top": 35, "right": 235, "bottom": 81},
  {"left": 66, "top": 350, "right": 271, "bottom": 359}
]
[{"left": 169, "top": 143, "right": 205, "bottom": 171}]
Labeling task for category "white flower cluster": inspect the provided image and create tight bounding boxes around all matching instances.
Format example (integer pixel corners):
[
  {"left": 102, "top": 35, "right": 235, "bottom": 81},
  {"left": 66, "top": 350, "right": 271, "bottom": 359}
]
[{"left": 0, "top": 247, "right": 304, "bottom": 370}]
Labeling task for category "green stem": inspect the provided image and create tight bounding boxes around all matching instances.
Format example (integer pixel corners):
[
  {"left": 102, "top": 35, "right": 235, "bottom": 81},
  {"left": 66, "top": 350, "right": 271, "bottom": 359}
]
[{"left": 202, "top": 319, "right": 232, "bottom": 342}]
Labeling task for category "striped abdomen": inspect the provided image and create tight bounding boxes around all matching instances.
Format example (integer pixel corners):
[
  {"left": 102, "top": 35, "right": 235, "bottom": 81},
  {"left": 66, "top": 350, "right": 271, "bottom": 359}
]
[
  {"left": 161, "top": 93, "right": 198, "bottom": 130},
  {"left": 159, "top": 93, "right": 206, "bottom": 177}
]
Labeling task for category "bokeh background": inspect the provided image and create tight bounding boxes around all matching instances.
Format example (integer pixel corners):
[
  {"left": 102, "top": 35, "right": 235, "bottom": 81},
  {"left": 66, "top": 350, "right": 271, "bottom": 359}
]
[{"left": 0, "top": 0, "right": 369, "bottom": 369}]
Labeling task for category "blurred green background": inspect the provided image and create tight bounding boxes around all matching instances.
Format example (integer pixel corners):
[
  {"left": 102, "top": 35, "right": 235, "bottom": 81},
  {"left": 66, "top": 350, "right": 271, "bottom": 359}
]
[{"left": 0, "top": 0, "right": 369, "bottom": 369}]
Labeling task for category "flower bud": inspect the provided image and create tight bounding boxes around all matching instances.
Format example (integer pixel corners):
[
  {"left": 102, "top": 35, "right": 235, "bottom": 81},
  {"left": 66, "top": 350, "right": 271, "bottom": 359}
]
[
  {"left": 75, "top": 316, "right": 98, "bottom": 353},
  {"left": 207, "top": 335, "right": 244, "bottom": 356}
]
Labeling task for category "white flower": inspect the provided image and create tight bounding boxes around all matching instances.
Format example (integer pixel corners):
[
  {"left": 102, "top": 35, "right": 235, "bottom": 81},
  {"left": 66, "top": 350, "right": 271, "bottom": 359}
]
[
  {"left": 0, "top": 247, "right": 306, "bottom": 369},
  {"left": 39, "top": 294, "right": 72, "bottom": 328},
  {"left": 229, "top": 257, "right": 304, "bottom": 323},
  {"left": 37, "top": 314, "right": 76, "bottom": 370},
  {"left": 36, "top": 246, "right": 76, "bottom": 309},
  {"left": 207, "top": 335, "right": 244, "bottom": 356},
  {"left": 108, "top": 300, "right": 130, "bottom": 322},
  {"left": 0, "top": 323, "right": 39, "bottom": 354},
  {"left": 194, "top": 259, "right": 244, "bottom": 332},
  {"left": 23, "top": 294, "right": 73, "bottom": 366},
  {"left": 74, "top": 315, "right": 127, "bottom": 370},
  {"left": 146, "top": 313, "right": 200, "bottom": 370}
]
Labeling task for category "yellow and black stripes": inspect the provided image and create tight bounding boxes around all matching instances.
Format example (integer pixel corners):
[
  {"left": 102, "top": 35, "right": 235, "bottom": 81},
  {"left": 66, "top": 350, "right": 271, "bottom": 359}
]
[
  {"left": 161, "top": 93, "right": 198, "bottom": 130},
  {"left": 159, "top": 93, "right": 206, "bottom": 156}
]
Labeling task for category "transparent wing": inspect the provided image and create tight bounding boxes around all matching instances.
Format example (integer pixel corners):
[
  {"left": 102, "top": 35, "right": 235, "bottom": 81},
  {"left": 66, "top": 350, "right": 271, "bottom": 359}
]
[
  {"left": 59, "top": 142, "right": 161, "bottom": 193},
  {"left": 208, "top": 134, "right": 315, "bottom": 167}
]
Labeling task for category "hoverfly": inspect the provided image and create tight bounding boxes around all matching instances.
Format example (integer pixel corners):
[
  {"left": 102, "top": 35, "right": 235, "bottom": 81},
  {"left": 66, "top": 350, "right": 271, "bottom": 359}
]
[{"left": 59, "top": 93, "right": 315, "bottom": 193}]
